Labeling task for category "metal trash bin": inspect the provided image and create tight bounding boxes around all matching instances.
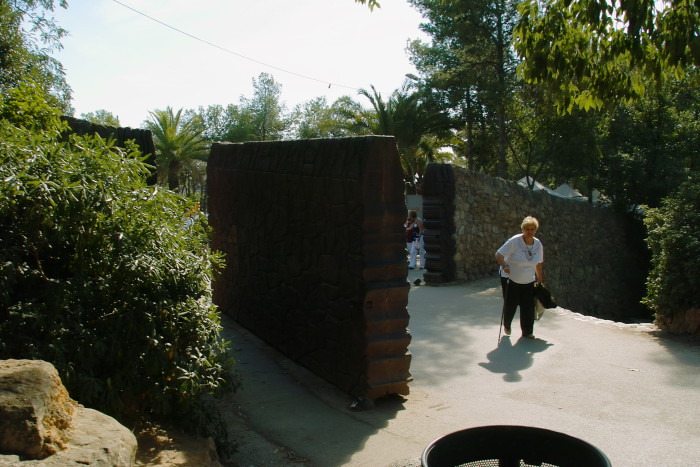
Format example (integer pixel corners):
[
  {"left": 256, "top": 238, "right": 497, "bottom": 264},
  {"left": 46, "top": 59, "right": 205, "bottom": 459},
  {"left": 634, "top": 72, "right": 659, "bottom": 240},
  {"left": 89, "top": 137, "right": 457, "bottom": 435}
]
[{"left": 422, "top": 425, "right": 611, "bottom": 467}]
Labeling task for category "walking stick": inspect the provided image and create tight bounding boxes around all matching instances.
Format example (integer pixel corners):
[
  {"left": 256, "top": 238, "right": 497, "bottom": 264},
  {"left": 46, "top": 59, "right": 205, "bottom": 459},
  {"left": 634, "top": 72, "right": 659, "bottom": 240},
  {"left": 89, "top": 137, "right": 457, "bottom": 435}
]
[
  {"left": 498, "top": 306, "right": 504, "bottom": 344},
  {"left": 498, "top": 278, "right": 509, "bottom": 344}
]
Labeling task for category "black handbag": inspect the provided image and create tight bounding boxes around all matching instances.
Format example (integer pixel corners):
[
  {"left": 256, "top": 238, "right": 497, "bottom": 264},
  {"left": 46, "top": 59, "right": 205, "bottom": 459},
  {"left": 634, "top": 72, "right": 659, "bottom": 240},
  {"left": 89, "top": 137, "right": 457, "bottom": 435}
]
[{"left": 534, "top": 283, "right": 557, "bottom": 309}]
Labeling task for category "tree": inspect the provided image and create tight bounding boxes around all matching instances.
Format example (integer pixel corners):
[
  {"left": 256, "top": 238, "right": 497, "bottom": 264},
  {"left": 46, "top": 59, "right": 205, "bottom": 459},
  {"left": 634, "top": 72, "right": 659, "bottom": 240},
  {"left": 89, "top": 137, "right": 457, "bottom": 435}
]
[
  {"left": 0, "top": 0, "right": 72, "bottom": 112},
  {"left": 408, "top": 0, "right": 521, "bottom": 177},
  {"left": 191, "top": 104, "right": 239, "bottom": 142},
  {"left": 145, "top": 107, "right": 209, "bottom": 194},
  {"left": 358, "top": 82, "right": 451, "bottom": 192},
  {"left": 514, "top": 0, "right": 700, "bottom": 112},
  {"left": 0, "top": 1, "right": 26, "bottom": 88},
  {"left": 80, "top": 109, "right": 121, "bottom": 127},
  {"left": 508, "top": 82, "right": 603, "bottom": 193},
  {"left": 193, "top": 103, "right": 258, "bottom": 143},
  {"left": 596, "top": 74, "right": 697, "bottom": 211},
  {"left": 287, "top": 96, "right": 365, "bottom": 139},
  {"left": 195, "top": 73, "right": 287, "bottom": 143},
  {"left": 241, "top": 72, "right": 286, "bottom": 141},
  {"left": 325, "top": 95, "right": 376, "bottom": 136},
  {"left": 357, "top": 85, "right": 393, "bottom": 134},
  {"left": 354, "top": 0, "right": 380, "bottom": 9}
]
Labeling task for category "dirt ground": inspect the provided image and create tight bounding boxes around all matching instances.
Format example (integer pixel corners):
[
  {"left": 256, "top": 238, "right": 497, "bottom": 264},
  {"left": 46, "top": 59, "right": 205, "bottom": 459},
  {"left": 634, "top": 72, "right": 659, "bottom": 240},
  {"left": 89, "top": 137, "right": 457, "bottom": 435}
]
[
  {"left": 133, "top": 405, "right": 308, "bottom": 467},
  {"left": 134, "top": 425, "right": 221, "bottom": 467}
]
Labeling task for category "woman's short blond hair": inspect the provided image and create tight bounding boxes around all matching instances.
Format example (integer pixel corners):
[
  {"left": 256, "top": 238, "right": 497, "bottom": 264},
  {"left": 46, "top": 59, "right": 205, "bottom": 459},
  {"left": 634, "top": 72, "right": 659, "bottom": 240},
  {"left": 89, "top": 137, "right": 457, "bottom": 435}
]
[{"left": 521, "top": 216, "right": 539, "bottom": 230}]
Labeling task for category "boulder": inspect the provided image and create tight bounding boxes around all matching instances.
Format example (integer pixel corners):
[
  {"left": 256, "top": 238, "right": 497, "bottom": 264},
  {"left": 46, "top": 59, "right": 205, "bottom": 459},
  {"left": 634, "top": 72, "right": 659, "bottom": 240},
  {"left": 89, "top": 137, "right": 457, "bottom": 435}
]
[
  {"left": 0, "top": 360, "right": 75, "bottom": 459},
  {"left": 0, "top": 360, "right": 137, "bottom": 466}
]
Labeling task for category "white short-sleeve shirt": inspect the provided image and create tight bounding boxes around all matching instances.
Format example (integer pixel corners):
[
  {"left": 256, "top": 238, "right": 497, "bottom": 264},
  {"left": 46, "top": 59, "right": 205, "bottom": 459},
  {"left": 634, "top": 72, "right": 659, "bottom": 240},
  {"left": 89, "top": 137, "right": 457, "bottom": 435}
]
[{"left": 497, "top": 234, "right": 544, "bottom": 284}]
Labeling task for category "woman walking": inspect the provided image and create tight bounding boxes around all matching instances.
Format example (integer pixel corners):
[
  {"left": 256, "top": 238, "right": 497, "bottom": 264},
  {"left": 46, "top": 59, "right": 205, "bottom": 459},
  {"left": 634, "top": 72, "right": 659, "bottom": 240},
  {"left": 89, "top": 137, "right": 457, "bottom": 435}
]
[{"left": 495, "top": 216, "right": 544, "bottom": 339}]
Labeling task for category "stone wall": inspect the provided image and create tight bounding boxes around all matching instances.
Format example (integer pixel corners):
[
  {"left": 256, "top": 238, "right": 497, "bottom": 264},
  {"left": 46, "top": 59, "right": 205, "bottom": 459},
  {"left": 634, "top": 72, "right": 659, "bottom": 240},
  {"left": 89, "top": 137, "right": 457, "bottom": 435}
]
[
  {"left": 423, "top": 163, "right": 648, "bottom": 320},
  {"left": 207, "top": 136, "right": 411, "bottom": 400}
]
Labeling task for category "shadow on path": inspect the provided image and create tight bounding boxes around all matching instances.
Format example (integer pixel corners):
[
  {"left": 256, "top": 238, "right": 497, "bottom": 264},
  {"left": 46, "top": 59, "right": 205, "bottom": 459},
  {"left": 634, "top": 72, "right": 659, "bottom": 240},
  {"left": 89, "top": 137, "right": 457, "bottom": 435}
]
[
  {"left": 479, "top": 336, "right": 553, "bottom": 382},
  {"left": 218, "top": 316, "right": 405, "bottom": 466}
]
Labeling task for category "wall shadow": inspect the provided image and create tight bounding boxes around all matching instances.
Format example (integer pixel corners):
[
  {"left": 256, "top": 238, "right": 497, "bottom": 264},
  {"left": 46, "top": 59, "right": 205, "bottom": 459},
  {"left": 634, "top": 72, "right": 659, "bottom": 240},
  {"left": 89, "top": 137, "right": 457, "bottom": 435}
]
[
  {"left": 218, "top": 278, "right": 559, "bottom": 466},
  {"left": 219, "top": 316, "right": 404, "bottom": 467}
]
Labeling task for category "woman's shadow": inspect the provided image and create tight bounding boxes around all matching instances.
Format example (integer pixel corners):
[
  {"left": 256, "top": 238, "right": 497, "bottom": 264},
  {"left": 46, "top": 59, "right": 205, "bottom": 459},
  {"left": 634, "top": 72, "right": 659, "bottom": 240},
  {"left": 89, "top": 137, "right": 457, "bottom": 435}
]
[{"left": 479, "top": 336, "right": 553, "bottom": 382}]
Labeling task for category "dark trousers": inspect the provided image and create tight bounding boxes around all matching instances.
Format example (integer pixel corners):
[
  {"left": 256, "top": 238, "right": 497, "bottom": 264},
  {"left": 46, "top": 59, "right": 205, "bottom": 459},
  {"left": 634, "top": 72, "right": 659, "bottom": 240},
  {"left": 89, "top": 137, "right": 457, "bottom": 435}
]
[{"left": 500, "top": 277, "right": 536, "bottom": 336}]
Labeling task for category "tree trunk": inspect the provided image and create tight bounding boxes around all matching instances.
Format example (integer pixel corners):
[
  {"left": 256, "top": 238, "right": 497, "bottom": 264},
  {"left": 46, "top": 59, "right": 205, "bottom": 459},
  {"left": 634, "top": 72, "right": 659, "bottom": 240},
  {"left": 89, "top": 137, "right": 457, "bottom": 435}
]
[{"left": 496, "top": 1, "right": 508, "bottom": 178}]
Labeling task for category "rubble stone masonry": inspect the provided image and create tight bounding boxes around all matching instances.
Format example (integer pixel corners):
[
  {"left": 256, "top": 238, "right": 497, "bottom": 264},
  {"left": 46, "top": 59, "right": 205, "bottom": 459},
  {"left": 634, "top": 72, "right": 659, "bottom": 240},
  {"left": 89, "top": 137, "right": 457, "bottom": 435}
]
[{"left": 423, "top": 163, "right": 647, "bottom": 320}]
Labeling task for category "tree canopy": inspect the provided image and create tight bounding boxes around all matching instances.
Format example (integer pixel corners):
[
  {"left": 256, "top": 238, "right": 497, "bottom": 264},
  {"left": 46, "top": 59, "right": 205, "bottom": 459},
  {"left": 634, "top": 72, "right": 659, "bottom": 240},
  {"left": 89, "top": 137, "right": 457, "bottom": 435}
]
[
  {"left": 358, "top": 82, "right": 452, "bottom": 191},
  {"left": 0, "top": 0, "right": 72, "bottom": 111},
  {"left": 80, "top": 109, "right": 121, "bottom": 127},
  {"left": 514, "top": 0, "right": 700, "bottom": 112},
  {"left": 194, "top": 73, "right": 287, "bottom": 143},
  {"left": 354, "top": 0, "right": 381, "bottom": 9},
  {"left": 409, "top": 0, "right": 521, "bottom": 176},
  {"left": 145, "top": 106, "right": 208, "bottom": 193}
]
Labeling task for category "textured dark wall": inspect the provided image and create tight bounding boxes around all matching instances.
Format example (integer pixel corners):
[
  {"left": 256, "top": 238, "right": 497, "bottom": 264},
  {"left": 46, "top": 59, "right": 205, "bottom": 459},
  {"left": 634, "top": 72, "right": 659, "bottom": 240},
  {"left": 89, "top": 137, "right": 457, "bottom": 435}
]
[
  {"left": 61, "top": 116, "right": 157, "bottom": 184},
  {"left": 422, "top": 164, "right": 457, "bottom": 284},
  {"left": 207, "top": 137, "right": 411, "bottom": 399}
]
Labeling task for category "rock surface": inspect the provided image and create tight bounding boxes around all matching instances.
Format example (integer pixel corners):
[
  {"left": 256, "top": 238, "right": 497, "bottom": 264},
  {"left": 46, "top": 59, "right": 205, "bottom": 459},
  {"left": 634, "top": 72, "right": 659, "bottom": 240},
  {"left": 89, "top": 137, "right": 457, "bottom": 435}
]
[
  {"left": 0, "top": 359, "right": 137, "bottom": 466},
  {"left": 0, "top": 360, "right": 76, "bottom": 459}
]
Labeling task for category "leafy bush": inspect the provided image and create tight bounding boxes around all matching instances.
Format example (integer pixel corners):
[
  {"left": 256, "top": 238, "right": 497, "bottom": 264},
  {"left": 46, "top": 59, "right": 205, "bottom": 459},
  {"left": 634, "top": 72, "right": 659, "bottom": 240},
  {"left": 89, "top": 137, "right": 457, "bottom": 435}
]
[
  {"left": 0, "top": 84, "right": 234, "bottom": 428},
  {"left": 643, "top": 174, "right": 700, "bottom": 333}
]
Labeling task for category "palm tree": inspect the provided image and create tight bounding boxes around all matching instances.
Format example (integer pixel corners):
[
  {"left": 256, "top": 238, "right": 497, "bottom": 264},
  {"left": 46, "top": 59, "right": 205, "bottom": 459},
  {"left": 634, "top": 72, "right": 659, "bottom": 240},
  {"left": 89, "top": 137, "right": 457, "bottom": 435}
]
[
  {"left": 358, "top": 82, "right": 451, "bottom": 193},
  {"left": 358, "top": 85, "right": 394, "bottom": 135},
  {"left": 145, "top": 107, "right": 208, "bottom": 194}
]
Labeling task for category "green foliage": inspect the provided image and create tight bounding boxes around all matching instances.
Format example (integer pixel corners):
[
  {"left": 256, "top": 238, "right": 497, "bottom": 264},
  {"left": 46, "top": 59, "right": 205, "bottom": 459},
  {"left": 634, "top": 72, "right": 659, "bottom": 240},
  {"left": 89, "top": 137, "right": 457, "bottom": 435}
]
[
  {"left": 192, "top": 103, "right": 240, "bottom": 142},
  {"left": 192, "top": 75, "right": 376, "bottom": 143},
  {"left": 643, "top": 175, "right": 700, "bottom": 328},
  {"left": 514, "top": 0, "right": 700, "bottom": 112},
  {"left": 191, "top": 73, "right": 286, "bottom": 143},
  {"left": 358, "top": 81, "right": 452, "bottom": 192},
  {"left": 0, "top": 86, "right": 234, "bottom": 430},
  {"left": 287, "top": 98, "right": 331, "bottom": 139},
  {"left": 354, "top": 0, "right": 380, "bottom": 10},
  {"left": 0, "top": 80, "right": 65, "bottom": 130},
  {"left": 406, "top": 0, "right": 699, "bottom": 206},
  {"left": 0, "top": 1, "right": 26, "bottom": 88},
  {"left": 408, "top": 0, "right": 521, "bottom": 176},
  {"left": 242, "top": 72, "right": 287, "bottom": 141},
  {"left": 286, "top": 96, "right": 364, "bottom": 139},
  {"left": 145, "top": 106, "right": 209, "bottom": 195},
  {"left": 596, "top": 74, "right": 698, "bottom": 211},
  {"left": 80, "top": 109, "right": 121, "bottom": 127},
  {"left": 0, "top": 0, "right": 72, "bottom": 112},
  {"left": 324, "top": 95, "right": 376, "bottom": 137},
  {"left": 507, "top": 82, "right": 603, "bottom": 191}
]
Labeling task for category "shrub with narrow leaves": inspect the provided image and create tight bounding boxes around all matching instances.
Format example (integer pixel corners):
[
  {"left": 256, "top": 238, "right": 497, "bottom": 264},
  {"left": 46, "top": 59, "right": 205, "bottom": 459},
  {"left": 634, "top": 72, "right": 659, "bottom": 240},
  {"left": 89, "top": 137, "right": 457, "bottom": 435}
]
[
  {"left": 643, "top": 175, "right": 700, "bottom": 333},
  {"left": 0, "top": 84, "right": 234, "bottom": 426}
]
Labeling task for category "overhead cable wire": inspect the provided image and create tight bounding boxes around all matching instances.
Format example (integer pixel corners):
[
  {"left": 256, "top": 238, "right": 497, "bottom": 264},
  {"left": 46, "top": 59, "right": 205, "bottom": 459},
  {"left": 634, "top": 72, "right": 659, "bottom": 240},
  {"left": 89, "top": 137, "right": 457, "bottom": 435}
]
[{"left": 111, "top": 0, "right": 360, "bottom": 91}]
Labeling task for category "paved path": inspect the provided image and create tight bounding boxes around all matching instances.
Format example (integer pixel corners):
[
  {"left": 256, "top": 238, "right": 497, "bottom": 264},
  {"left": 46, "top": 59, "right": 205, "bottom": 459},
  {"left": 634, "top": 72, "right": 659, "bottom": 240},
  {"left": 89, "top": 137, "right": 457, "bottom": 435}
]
[{"left": 219, "top": 270, "right": 700, "bottom": 466}]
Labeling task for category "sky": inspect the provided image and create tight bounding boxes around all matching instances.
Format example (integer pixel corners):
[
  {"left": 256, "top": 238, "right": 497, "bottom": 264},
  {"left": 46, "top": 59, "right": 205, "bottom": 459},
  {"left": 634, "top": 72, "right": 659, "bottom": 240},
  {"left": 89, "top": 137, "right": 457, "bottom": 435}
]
[{"left": 51, "top": 0, "right": 431, "bottom": 129}]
